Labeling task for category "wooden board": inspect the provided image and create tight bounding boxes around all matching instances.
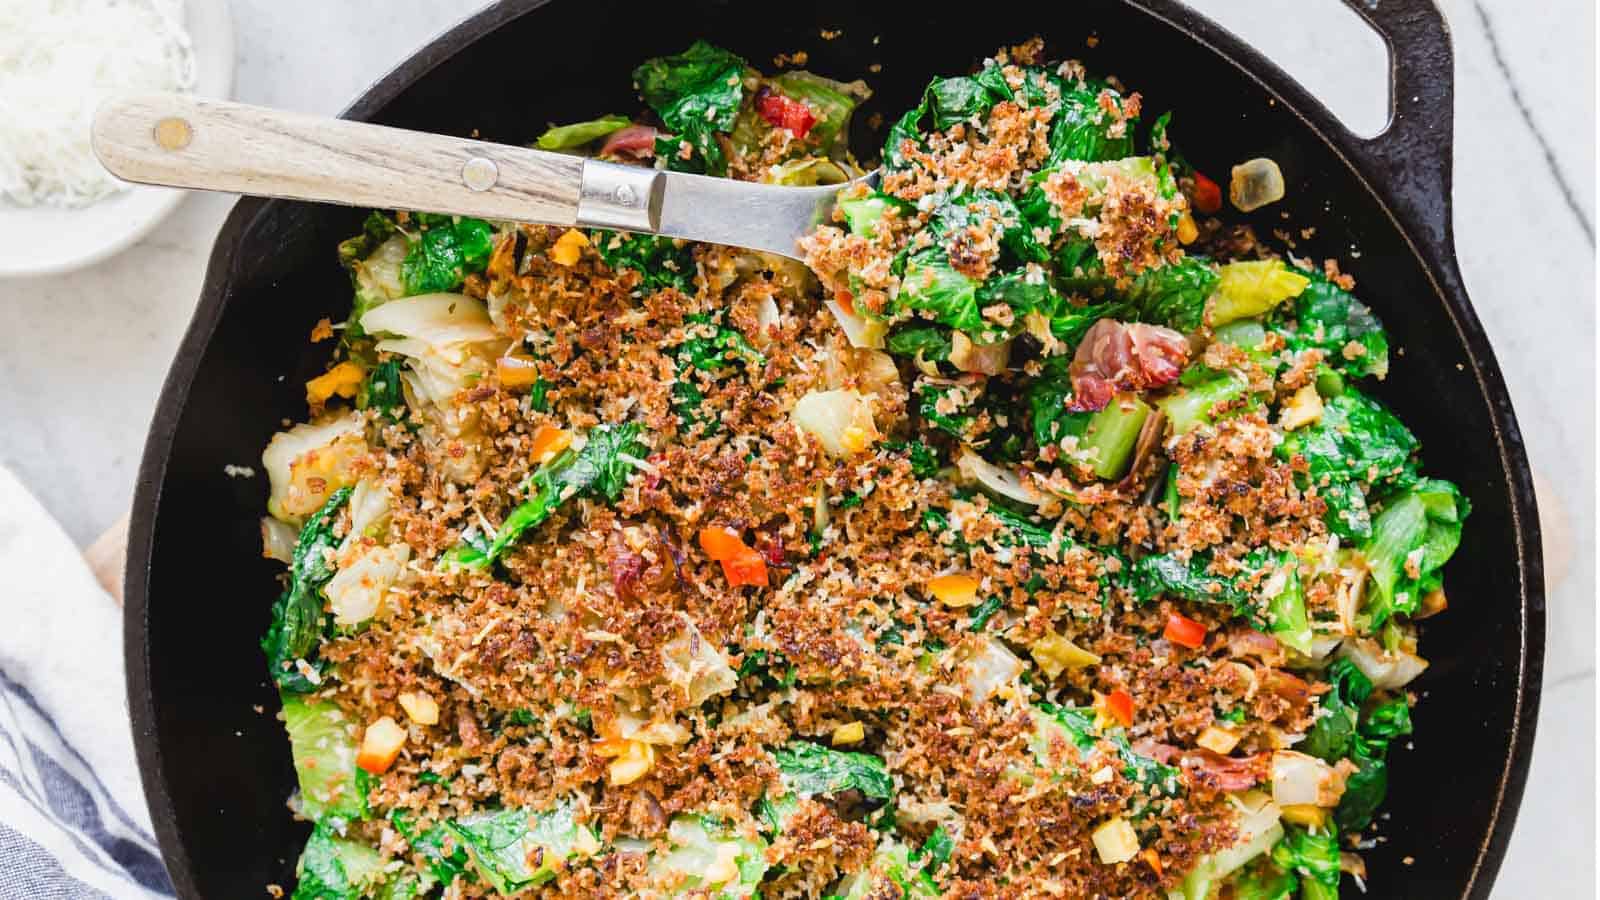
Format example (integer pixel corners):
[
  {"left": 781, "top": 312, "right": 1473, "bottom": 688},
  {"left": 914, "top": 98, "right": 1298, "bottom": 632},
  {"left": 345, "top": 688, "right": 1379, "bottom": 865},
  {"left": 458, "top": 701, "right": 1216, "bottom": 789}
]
[{"left": 84, "top": 514, "right": 128, "bottom": 605}]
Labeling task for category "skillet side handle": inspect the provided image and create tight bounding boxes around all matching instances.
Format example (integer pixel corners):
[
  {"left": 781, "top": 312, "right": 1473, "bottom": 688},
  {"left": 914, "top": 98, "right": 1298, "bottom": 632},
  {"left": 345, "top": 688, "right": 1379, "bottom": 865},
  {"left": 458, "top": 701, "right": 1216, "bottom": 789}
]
[{"left": 1339, "top": 0, "right": 1456, "bottom": 249}]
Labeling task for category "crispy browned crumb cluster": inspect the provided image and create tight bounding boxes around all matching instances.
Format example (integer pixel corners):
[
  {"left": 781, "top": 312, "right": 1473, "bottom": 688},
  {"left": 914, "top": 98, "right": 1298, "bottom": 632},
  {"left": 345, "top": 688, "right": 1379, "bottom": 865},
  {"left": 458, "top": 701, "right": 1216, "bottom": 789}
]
[{"left": 803, "top": 49, "right": 1181, "bottom": 316}]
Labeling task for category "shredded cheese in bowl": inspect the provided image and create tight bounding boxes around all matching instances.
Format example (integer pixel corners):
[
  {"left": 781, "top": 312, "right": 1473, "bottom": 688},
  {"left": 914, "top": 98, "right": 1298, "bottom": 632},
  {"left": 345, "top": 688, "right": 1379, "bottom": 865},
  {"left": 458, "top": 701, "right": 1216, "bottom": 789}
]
[{"left": 0, "top": 0, "right": 196, "bottom": 207}]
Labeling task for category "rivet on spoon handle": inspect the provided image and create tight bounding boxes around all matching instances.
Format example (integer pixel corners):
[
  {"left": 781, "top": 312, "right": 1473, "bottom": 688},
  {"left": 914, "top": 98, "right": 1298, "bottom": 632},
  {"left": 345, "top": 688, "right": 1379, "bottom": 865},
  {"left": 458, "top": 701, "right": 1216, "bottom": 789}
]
[
  {"left": 461, "top": 156, "right": 498, "bottom": 192},
  {"left": 153, "top": 116, "right": 192, "bottom": 151}
]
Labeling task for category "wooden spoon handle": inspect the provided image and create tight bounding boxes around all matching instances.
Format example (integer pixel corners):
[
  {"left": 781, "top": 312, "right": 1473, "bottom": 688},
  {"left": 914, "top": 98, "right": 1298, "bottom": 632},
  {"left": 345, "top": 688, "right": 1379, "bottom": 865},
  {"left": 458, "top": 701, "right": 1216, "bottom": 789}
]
[{"left": 91, "top": 93, "right": 584, "bottom": 224}]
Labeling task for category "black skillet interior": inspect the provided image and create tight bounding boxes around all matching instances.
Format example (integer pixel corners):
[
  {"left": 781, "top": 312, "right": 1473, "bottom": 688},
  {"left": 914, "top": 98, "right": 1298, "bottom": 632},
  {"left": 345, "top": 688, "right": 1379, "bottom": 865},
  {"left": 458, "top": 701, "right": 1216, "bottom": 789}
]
[{"left": 127, "top": 1, "right": 1542, "bottom": 896}]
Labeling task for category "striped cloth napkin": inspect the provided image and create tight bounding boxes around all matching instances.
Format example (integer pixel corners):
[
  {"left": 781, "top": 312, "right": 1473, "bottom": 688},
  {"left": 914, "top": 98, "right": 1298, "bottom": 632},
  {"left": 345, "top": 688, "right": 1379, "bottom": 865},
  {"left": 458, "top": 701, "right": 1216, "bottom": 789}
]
[{"left": 0, "top": 466, "right": 173, "bottom": 898}]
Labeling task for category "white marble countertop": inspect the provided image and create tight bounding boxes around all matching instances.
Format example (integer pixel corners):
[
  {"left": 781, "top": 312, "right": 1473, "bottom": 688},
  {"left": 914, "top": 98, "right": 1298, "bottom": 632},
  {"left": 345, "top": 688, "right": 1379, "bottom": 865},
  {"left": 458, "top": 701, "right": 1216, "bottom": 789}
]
[{"left": 0, "top": 0, "right": 1590, "bottom": 893}]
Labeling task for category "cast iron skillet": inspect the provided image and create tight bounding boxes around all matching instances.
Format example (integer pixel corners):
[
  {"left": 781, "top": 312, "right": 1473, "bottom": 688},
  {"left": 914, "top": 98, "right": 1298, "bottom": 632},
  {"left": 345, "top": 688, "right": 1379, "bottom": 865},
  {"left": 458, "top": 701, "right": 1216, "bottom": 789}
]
[{"left": 124, "top": 0, "right": 1544, "bottom": 896}]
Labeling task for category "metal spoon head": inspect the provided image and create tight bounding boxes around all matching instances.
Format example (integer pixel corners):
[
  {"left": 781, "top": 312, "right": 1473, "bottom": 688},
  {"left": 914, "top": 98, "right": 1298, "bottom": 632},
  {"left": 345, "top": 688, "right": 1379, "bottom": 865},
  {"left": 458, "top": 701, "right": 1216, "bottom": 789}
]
[{"left": 649, "top": 167, "right": 882, "bottom": 261}]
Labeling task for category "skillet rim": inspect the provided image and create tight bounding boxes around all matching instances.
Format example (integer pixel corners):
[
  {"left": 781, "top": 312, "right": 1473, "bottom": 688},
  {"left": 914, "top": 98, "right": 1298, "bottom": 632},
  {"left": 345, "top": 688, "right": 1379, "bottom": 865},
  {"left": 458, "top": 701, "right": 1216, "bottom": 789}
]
[{"left": 123, "top": 1, "right": 1544, "bottom": 896}]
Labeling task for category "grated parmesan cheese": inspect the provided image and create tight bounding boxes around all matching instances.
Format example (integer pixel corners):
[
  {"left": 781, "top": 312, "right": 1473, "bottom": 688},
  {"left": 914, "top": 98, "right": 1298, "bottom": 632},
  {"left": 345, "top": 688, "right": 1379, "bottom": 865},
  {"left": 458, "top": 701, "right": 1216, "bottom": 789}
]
[{"left": 0, "top": 0, "right": 196, "bottom": 207}]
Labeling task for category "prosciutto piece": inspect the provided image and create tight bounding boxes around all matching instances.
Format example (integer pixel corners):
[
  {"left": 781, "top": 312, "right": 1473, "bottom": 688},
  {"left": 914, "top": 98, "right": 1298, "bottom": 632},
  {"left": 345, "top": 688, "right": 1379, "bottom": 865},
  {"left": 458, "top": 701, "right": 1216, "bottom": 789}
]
[
  {"left": 1181, "top": 748, "right": 1272, "bottom": 791},
  {"left": 599, "top": 124, "right": 659, "bottom": 159},
  {"left": 1134, "top": 740, "right": 1271, "bottom": 791},
  {"left": 1066, "top": 319, "right": 1190, "bottom": 411}
]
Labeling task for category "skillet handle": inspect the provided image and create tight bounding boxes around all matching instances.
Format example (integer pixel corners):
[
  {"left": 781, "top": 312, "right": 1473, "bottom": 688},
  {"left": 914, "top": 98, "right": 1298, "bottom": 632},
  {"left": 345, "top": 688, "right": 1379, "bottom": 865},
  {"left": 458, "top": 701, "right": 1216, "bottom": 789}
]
[
  {"left": 92, "top": 93, "right": 586, "bottom": 226},
  {"left": 1337, "top": 0, "right": 1455, "bottom": 246}
]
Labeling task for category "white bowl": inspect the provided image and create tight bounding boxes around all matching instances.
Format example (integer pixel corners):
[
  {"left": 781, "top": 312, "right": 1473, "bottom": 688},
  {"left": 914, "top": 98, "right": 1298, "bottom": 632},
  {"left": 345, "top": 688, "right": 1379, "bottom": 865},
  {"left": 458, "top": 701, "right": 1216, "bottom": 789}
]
[{"left": 0, "top": 0, "right": 234, "bottom": 278}]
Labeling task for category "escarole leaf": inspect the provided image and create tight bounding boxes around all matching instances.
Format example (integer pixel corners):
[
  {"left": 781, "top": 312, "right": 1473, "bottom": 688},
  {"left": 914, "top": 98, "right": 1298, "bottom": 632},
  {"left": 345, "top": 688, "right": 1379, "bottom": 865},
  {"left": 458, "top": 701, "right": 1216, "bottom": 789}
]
[
  {"left": 914, "top": 379, "right": 980, "bottom": 439},
  {"left": 535, "top": 115, "right": 631, "bottom": 150},
  {"left": 263, "top": 487, "right": 352, "bottom": 692},
  {"left": 282, "top": 694, "right": 370, "bottom": 828},
  {"left": 886, "top": 324, "right": 953, "bottom": 363},
  {"left": 882, "top": 105, "right": 926, "bottom": 171},
  {"left": 1277, "top": 387, "right": 1419, "bottom": 541},
  {"left": 1047, "top": 79, "right": 1139, "bottom": 164},
  {"left": 1269, "top": 825, "right": 1342, "bottom": 897},
  {"left": 1026, "top": 359, "right": 1085, "bottom": 449},
  {"left": 1335, "top": 744, "right": 1387, "bottom": 834},
  {"left": 446, "top": 423, "right": 647, "bottom": 570},
  {"left": 1032, "top": 704, "right": 1181, "bottom": 801},
  {"left": 390, "top": 810, "right": 473, "bottom": 888},
  {"left": 1124, "top": 255, "right": 1220, "bottom": 333},
  {"left": 677, "top": 313, "right": 766, "bottom": 373},
  {"left": 1131, "top": 548, "right": 1275, "bottom": 617},
  {"left": 337, "top": 211, "right": 398, "bottom": 267},
  {"left": 759, "top": 740, "right": 893, "bottom": 844},
  {"left": 763, "top": 157, "right": 852, "bottom": 186},
  {"left": 338, "top": 215, "right": 409, "bottom": 341},
  {"left": 653, "top": 815, "right": 769, "bottom": 898},
  {"left": 1271, "top": 270, "right": 1390, "bottom": 379},
  {"left": 882, "top": 65, "right": 1013, "bottom": 170},
  {"left": 974, "top": 498, "right": 1091, "bottom": 564},
  {"left": 917, "top": 826, "right": 956, "bottom": 871},
  {"left": 951, "top": 189, "right": 1050, "bottom": 266},
  {"left": 883, "top": 439, "right": 941, "bottom": 480},
  {"left": 1364, "top": 695, "right": 1414, "bottom": 742},
  {"left": 1299, "top": 659, "right": 1372, "bottom": 762},
  {"left": 1209, "top": 260, "right": 1310, "bottom": 326},
  {"left": 446, "top": 799, "right": 597, "bottom": 894},
  {"left": 359, "top": 358, "right": 407, "bottom": 424},
  {"left": 1360, "top": 477, "right": 1469, "bottom": 630},
  {"left": 837, "top": 839, "right": 941, "bottom": 899},
  {"left": 400, "top": 214, "right": 494, "bottom": 295},
  {"left": 838, "top": 191, "right": 912, "bottom": 238},
  {"left": 771, "top": 740, "right": 894, "bottom": 801},
  {"left": 1018, "top": 156, "right": 1158, "bottom": 237},
  {"left": 371, "top": 872, "right": 433, "bottom": 900},
  {"left": 635, "top": 41, "right": 746, "bottom": 122},
  {"left": 768, "top": 70, "right": 869, "bottom": 153},
  {"left": 293, "top": 824, "right": 382, "bottom": 900},
  {"left": 925, "top": 74, "right": 1004, "bottom": 130},
  {"left": 634, "top": 41, "right": 747, "bottom": 175},
  {"left": 1230, "top": 859, "right": 1297, "bottom": 900},
  {"left": 1028, "top": 247, "right": 1216, "bottom": 336},
  {"left": 1265, "top": 554, "right": 1313, "bottom": 655},
  {"left": 673, "top": 312, "right": 766, "bottom": 438},
  {"left": 1294, "top": 659, "right": 1416, "bottom": 834},
  {"left": 894, "top": 247, "right": 984, "bottom": 334},
  {"left": 592, "top": 231, "right": 696, "bottom": 294},
  {"left": 562, "top": 422, "right": 650, "bottom": 500}
]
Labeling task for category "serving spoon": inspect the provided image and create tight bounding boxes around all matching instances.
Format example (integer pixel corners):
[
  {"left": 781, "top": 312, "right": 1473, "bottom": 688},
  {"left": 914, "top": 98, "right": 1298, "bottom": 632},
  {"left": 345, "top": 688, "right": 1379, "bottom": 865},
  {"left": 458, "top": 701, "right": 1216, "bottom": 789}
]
[{"left": 91, "top": 93, "right": 875, "bottom": 261}]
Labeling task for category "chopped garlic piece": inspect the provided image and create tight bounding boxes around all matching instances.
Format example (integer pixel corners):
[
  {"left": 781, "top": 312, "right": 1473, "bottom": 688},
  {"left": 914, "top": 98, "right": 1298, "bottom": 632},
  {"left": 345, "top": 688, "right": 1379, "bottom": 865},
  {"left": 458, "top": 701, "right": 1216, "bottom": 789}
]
[
  {"left": 704, "top": 841, "right": 742, "bottom": 886},
  {"left": 1030, "top": 633, "right": 1101, "bottom": 679},
  {"left": 1279, "top": 383, "right": 1324, "bottom": 431},
  {"left": 1176, "top": 211, "right": 1199, "bottom": 244},
  {"left": 1280, "top": 803, "right": 1330, "bottom": 829},
  {"left": 1196, "top": 725, "right": 1240, "bottom": 755},
  {"left": 599, "top": 737, "right": 656, "bottom": 785},
  {"left": 832, "top": 721, "right": 865, "bottom": 746},
  {"left": 793, "top": 389, "right": 879, "bottom": 457},
  {"left": 397, "top": 692, "right": 440, "bottom": 726},
  {"left": 1092, "top": 817, "right": 1140, "bottom": 864},
  {"left": 1230, "top": 157, "right": 1286, "bottom": 212}
]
